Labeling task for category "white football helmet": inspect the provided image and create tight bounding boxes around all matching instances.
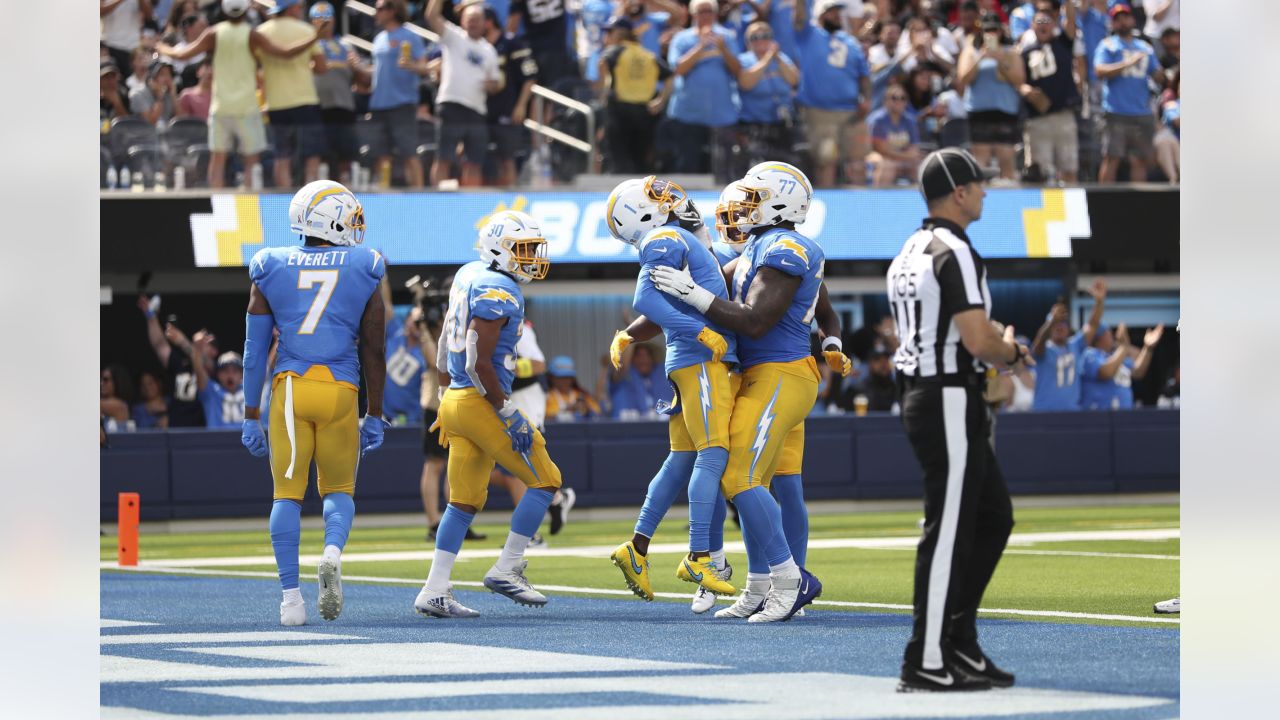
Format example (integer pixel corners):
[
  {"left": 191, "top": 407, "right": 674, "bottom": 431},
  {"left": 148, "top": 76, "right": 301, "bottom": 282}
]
[
  {"left": 714, "top": 183, "right": 749, "bottom": 255},
  {"left": 604, "top": 175, "right": 687, "bottom": 245},
  {"left": 222, "top": 0, "right": 250, "bottom": 17},
  {"left": 477, "top": 210, "right": 549, "bottom": 283},
  {"left": 288, "top": 180, "right": 365, "bottom": 246},
  {"left": 725, "top": 161, "right": 813, "bottom": 235}
]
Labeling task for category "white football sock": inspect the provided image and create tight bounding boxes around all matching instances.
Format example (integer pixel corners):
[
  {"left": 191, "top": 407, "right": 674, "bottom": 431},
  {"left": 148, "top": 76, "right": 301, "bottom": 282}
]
[
  {"left": 710, "top": 550, "right": 726, "bottom": 570},
  {"left": 494, "top": 532, "right": 532, "bottom": 573},
  {"left": 282, "top": 587, "right": 303, "bottom": 604},
  {"left": 322, "top": 544, "right": 342, "bottom": 563},
  {"left": 746, "top": 572, "right": 770, "bottom": 584},
  {"left": 425, "top": 549, "right": 458, "bottom": 593},
  {"left": 768, "top": 558, "right": 800, "bottom": 580}
]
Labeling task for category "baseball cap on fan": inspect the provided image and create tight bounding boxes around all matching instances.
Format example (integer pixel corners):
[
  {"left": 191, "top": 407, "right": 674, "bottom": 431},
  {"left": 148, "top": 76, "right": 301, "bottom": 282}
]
[
  {"left": 813, "top": 0, "right": 846, "bottom": 17},
  {"left": 1109, "top": 3, "right": 1134, "bottom": 18},
  {"left": 270, "top": 0, "right": 302, "bottom": 15},
  {"left": 917, "top": 148, "right": 996, "bottom": 202}
]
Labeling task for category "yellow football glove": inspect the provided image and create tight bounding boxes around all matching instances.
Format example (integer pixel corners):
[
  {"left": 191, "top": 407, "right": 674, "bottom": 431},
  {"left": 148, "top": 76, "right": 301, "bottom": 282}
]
[
  {"left": 823, "top": 349, "right": 852, "bottom": 377},
  {"left": 609, "top": 330, "right": 633, "bottom": 370},
  {"left": 427, "top": 415, "right": 449, "bottom": 449},
  {"left": 696, "top": 327, "right": 728, "bottom": 363}
]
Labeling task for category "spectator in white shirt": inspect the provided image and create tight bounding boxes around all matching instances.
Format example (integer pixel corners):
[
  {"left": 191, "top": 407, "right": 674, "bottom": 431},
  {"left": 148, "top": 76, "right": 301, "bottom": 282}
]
[
  {"left": 422, "top": 0, "right": 502, "bottom": 187},
  {"left": 102, "top": 0, "right": 153, "bottom": 79}
]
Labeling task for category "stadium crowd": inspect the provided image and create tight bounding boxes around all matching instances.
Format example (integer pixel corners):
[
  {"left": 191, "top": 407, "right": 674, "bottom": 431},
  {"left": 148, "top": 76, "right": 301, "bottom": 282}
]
[
  {"left": 101, "top": 0, "right": 1180, "bottom": 189},
  {"left": 101, "top": 272, "right": 1177, "bottom": 434}
]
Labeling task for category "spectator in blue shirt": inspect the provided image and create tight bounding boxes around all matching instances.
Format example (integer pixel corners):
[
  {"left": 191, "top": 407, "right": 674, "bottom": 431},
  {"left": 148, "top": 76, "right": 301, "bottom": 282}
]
[
  {"left": 131, "top": 370, "right": 171, "bottom": 430},
  {"left": 736, "top": 20, "right": 799, "bottom": 170},
  {"left": 956, "top": 13, "right": 1025, "bottom": 181},
  {"left": 1154, "top": 70, "right": 1179, "bottom": 183},
  {"left": 1008, "top": 1, "right": 1037, "bottom": 40},
  {"left": 1080, "top": 323, "right": 1162, "bottom": 410},
  {"left": 866, "top": 82, "right": 921, "bottom": 186},
  {"left": 607, "top": 343, "right": 671, "bottom": 420},
  {"left": 190, "top": 332, "right": 246, "bottom": 429},
  {"left": 1093, "top": 4, "right": 1166, "bottom": 183},
  {"left": 619, "top": 0, "right": 681, "bottom": 58},
  {"left": 385, "top": 308, "right": 426, "bottom": 425},
  {"left": 1029, "top": 280, "right": 1106, "bottom": 412},
  {"left": 793, "top": 0, "right": 871, "bottom": 187},
  {"left": 364, "top": 0, "right": 428, "bottom": 187},
  {"left": 662, "top": 0, "right": 741, "bottom": 174}
]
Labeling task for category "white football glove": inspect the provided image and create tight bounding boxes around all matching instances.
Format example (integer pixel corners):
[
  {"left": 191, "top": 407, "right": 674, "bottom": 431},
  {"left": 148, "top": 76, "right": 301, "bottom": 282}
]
[{"left": 649, "top": 265, "right": 715, "bottom": 313}]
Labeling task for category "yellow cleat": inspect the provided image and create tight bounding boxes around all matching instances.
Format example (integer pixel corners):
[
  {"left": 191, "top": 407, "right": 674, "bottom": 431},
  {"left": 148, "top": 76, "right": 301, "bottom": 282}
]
[
  {"left": 610, "top": 541, "right": 654, "bottom": 601},
  {"left": 677, "top": 555, "right": 736, "bottom": 596}
]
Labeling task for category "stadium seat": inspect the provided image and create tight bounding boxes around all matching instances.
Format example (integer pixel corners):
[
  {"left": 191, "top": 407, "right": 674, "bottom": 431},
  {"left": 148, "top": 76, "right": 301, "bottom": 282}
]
[
  {"left": 109, "top": 116, "right": 162, "bottom": 187},
  {"left": 164, "top": 117, "right": 210, "bottom": 188}
]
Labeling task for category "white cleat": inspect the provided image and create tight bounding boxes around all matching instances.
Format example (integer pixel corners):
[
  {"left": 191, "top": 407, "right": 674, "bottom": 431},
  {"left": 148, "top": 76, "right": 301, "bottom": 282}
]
[
  {"left": 414, "top": 586, "right": 481, "bottom": 619},
  {"left": 280, "top": 598, "right": 306, "bottom": 626},
  {"left": 483, "top": 560, "right": 548, "bottom": 607},
  {"left": 715, "top": 577, "right": 770, "bottom": 619},
  {"left": 317, "top": 558, "right": 343, "bottom": 621},
  {"left": 692, "top": 561, "right": 733, "bottom": 613},
  {"left": 748, "top": 573, "right": 801, "bottom": 623},
  {"left": 1154, "top": 597, "right": 1180, "bottom": 614}
]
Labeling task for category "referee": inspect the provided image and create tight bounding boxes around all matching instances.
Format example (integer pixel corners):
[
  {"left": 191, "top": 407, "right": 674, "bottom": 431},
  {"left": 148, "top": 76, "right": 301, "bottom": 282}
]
[{"left": 887, "top": 148, "right": 1033, "bottom": 693}]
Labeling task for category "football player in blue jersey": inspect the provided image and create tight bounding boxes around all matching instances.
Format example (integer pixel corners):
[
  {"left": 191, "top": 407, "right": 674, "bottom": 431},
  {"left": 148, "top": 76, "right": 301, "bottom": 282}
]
[
  {"left": 614, "top": 173, "right": 851, "bottom": 617},
  {"left": 415, "top": 210, "right": 563, "bottom": 619},
  {"left": 603, "top": 176, "right": 740, "bottom": 604},
  {"left": 650, "top": 162, "right": 828, "bottom": 622},
  {"left": 239, "top": 180, "right": 389, "bottom": 627}
]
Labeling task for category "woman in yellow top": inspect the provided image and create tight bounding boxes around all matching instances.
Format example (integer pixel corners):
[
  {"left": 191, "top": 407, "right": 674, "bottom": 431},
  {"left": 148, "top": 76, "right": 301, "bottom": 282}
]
[{"left": 545, "top": 356, "right": 604, "bottom": 422}]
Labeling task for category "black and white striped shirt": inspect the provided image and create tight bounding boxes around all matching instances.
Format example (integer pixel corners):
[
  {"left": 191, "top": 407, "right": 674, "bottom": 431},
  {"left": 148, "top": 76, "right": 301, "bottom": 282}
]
[{"left": 886, "top": 218, "right": 992, "bottom": 379}]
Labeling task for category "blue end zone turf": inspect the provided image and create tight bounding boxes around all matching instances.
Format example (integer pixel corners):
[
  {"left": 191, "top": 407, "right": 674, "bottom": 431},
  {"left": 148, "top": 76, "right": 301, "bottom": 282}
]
[{"left": 101, "top": 572, "right": 1179, "bottom": 718}]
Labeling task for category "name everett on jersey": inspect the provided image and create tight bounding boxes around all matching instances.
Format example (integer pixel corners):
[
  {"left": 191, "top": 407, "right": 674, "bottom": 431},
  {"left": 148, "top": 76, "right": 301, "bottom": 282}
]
[{"left": 286, "top": 250, "right": 349, "bottom": 267}]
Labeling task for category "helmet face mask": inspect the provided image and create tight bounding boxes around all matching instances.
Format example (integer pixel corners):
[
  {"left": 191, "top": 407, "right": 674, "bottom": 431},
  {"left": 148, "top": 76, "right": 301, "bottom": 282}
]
[
  {"left": 714, "top": 184, "right": 750, "bottom": 253},
  {"left": 477, "top": 211, "right": 549, "bottom": 283},
  {"left": 642, "top": 175, "right": 686, "bottom": 215}
]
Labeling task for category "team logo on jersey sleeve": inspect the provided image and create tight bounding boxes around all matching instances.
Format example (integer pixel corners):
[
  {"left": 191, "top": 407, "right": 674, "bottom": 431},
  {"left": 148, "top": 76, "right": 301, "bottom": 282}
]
[
  {"left": 772, "top": 237, "right": 811, "bottom": 266},
  {"left": 476, "top": 288, "right": 518, "bottom": 305}
]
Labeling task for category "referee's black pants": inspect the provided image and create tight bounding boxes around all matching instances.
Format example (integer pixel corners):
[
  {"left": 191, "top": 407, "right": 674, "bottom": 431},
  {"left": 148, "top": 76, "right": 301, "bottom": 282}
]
[{"left": 899, "top": 377, "right": 1014, "bottom": 670}]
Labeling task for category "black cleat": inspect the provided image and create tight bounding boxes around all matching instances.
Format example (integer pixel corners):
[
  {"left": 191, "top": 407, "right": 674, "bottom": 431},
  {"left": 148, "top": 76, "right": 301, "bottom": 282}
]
[
  {"left": 950, "top": 646, "right": 1015, "bottom": 688},
  {"left": 897, "top": 663, "right": 993, "bottom": 693},
  {"left": 548, "top": 488, "right": 575, "bottom": 535}
]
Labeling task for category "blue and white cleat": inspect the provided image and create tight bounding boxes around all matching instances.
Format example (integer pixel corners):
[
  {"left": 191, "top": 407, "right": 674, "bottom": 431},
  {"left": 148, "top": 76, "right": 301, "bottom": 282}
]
[
  {"left": 414, "top": 586, "right": 481, "bottom": 619},
  {"left": 317, "top": 558, "right": 343, "bottom": 621},
  {"left": 483, "top": 560, "right": 548, "bottom": 607},
  {"left": 747, "top": 567, "right": 821, "bottom": 623},
  {"left": 280, "top": 598, "right": 306, "bottom": 626}
]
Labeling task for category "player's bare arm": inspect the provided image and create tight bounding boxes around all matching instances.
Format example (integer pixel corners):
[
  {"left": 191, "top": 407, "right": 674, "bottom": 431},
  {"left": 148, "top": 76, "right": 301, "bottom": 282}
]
[
  {"left": 814, "top": 283, "right": 840, "bottom": 342},
  {"left": 467, "top": 316, "right": 508, "bottom": 412},
  {"left": 701, "top": 266, "right": 800, "bottom": 340},
  {"left": 359, "top": 287, "right": 387, "bottom": 419}
]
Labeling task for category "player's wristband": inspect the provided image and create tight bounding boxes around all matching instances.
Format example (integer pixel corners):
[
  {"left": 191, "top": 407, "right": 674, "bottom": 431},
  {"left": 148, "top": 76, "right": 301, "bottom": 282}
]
[
  {"left": 242, "top": 312, "right": 275, "bottom": 411},
  {"left": 515, "top": 357, "right": 534, "bottom": 379},
  {"left": 498, "top": 400, "right": 518, "bottom": 419},
  {"left": 821, "top": 336, "right": 842, "bottom": 353}
]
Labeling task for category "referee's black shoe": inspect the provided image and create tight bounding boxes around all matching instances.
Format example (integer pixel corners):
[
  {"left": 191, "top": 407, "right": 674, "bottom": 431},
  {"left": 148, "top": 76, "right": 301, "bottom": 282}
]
[
  {"left": 897, "top": 661, "right": 993, "bottom": 693},
  {"left": 949, "top": 644, "right": 1015, "bottom": 688}
]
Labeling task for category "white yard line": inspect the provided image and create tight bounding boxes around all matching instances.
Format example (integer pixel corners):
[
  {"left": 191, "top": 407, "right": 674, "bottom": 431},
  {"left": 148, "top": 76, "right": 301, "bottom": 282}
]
[
  {"left": 103, "top": 564, "right": 1180, "bottom": 625},
  {"left": 107, "top": 528, "right": 1180, "bottom": 569}
]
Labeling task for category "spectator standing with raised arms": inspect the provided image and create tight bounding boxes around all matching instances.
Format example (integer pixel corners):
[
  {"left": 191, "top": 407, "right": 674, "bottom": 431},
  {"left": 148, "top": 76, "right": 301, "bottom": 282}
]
[
  {"left": 422, "top": 0, "right": 502, "bottom": 187},
  {"left": 363, "top": 0, "right": 428, "bottom": 188},
  {"left": 1019, "top": 0, "right": 1081, "bottom": 184},
  {"left": 255, "top": 0, "right": 328, "bottom": 189},
  {"left": 599, "top": 17, "right": 672, "bottom": 174},
  {"left": 102, "top": 0, "right": 153, "bottom": 81},
  {"left": 955, "top": 13, "right": 1025, "bottom": 181},
  {"left": 1029, "top": 280, "right": 1105, "bottom": 412},
  {"left": 157, "top": 0, "right": 318, "bottom": 189},
  {"left": 1080, "top": 323, "right": 1163, "bottom": 410}
]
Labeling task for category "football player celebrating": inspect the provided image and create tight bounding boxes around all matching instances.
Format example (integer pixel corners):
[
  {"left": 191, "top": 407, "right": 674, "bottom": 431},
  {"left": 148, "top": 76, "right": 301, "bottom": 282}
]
[
  {"left": 650, "top": 163, "right": 827, "bottom": 622},
  {"left": 415, "top": 211, "right": 563, "bottom": 619},
  {"left": 240, "top": 180, "right": 388, "bottom": 626},
  {"left": 604, "top": 176, "right": 739, "bottom": 604},
  {"left": 615, "top": 171, "right": 851, "bottom": 617}
]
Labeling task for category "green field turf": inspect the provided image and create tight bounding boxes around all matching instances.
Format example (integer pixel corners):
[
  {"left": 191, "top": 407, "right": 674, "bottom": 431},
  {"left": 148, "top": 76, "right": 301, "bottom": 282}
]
[{"left": 102, "top": 503, "right": 1179, "bottom": 627}]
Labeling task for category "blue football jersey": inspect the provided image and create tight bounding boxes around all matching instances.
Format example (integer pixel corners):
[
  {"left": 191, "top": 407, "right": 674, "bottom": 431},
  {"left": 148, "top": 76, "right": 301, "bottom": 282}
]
[
  {"left": 731, "top": 227, "right": 825, "bottom": 368},
  {"left": 1032, "top": 332, "right": 1086, "bottom": 411},
  {"left": 633, "top": 222, "right": 738, "bottom": 375},
  {"left": 199, "top": 382, "right": 245, "bottom": 428},
  {"left": 442, "top": 261, "right": 525, "bottom": 396},
  {"left": 250, "top": 244, "right": 386, "bottom": 386},
  {"left": 384, "top": 323, "right": 425, "bottom": 423},
  {"left": 1080, "top": 347, "right": 1134, "bottom": 410}
]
